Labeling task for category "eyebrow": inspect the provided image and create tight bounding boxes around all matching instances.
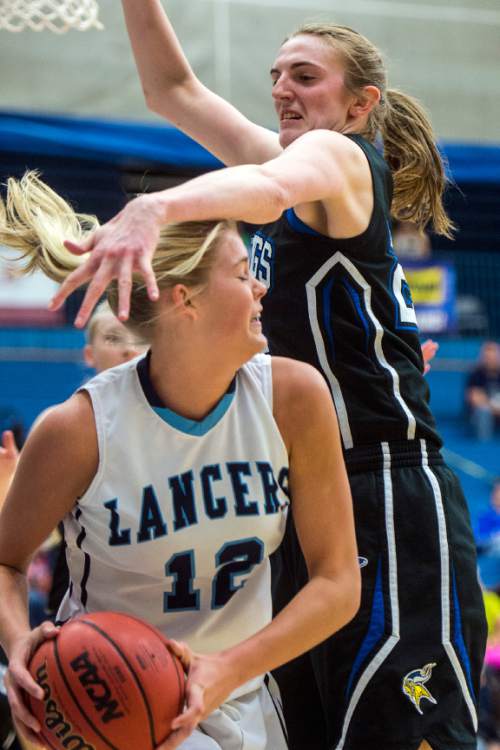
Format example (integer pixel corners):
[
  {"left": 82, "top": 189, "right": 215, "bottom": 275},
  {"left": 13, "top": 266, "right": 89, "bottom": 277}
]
[
  {"left": 270, "top": 61, "right": 322, "bottom": 76},
  {"left": 233, "top": 255, "right": 249, "bottom": 267}
]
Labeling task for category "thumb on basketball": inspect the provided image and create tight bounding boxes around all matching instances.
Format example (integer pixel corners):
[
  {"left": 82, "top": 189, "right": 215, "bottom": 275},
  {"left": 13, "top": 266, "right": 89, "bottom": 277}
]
[{"left": 167, "top": 639, "right": 192, "bottom": 671}]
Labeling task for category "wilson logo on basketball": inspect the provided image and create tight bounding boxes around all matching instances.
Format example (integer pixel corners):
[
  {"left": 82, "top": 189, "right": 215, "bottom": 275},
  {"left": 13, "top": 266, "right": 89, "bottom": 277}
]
[
  {"left": 35, "top": 661, "right": 96, "bottom": 750},
  {"left": 70, "top": 651, "right": 126, "bottom": 723}
]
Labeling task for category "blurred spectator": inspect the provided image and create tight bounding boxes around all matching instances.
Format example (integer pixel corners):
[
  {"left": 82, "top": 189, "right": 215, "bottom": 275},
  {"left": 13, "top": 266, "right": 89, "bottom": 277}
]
[
  {"left": 466, "top": 341, "right": 500, "bottom": 441},
  {"left": 476, "top": 480, "right": 500, "bottom": 592},
  {"left": 392, "top": 219, "right": 432, "bottom": 261},
  {"left": 479, "top": 588, "right": 500, "bottom": 749}
]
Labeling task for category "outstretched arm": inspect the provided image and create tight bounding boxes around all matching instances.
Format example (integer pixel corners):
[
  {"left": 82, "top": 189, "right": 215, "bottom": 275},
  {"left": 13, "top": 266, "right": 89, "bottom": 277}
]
[
  {"left": 52, "top": 129, "right": 361, "bottom": 326},
  {"left": 121, "top": 0, "right": 280, "bottom": 166}
]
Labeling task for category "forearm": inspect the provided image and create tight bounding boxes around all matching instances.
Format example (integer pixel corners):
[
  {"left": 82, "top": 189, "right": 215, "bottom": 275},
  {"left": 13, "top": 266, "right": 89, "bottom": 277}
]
[
  {"left": 121, "top": 0, "right": 194, "bottom": 109},
  {"left": 0, "top": 564, "right": 30, "bottom": 655},
  {"left": 221, "top": 570, "right": 358, "bottom": 687},
  {"left": 147, "top": 164, "right": 288, "bottom": 226}
]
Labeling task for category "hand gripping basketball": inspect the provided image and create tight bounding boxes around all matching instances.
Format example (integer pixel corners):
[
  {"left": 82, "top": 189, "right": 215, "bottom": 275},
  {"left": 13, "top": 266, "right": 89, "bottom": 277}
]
[{"left": 26, "top": 612, "right": 185, "bottom": 750}]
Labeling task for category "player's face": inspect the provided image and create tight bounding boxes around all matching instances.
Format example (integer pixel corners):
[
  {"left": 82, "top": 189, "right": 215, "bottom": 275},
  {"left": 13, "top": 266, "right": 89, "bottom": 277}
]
[
  {"left": 271, "top": 35, "right": 355, "bottom": 148},
  {"left": 198, "top": 231, "right": 267, "bottom": 362},
  {"left": 85, "top": 314, "right": 148, "bottom": 373}
]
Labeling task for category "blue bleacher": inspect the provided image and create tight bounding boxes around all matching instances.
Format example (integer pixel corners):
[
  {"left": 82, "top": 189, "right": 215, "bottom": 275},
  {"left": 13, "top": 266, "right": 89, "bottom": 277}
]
[
  {"left": 426, "top": 338, "right": 500, "bottom": 587},
  {"left": 0, "top": 327, "right": 92, "bottom": 435}
]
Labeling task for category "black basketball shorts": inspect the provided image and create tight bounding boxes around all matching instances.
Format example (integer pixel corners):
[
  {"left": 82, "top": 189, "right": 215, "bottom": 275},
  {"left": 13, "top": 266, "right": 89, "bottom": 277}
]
[{"left": 272, "top": 439, "right": 487, "bottom": 750}]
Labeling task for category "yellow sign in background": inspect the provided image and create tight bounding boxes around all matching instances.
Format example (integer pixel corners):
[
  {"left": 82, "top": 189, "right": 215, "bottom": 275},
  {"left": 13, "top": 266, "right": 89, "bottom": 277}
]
[{"left": 405, "top": 266, "right": 446, "bottom": 306}]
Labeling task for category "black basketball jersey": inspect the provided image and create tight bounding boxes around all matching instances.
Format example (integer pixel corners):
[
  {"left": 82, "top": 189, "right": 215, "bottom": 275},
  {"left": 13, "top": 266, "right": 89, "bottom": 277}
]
[{"left": 249, "top": 134, "right": 442, "bottom": 450}]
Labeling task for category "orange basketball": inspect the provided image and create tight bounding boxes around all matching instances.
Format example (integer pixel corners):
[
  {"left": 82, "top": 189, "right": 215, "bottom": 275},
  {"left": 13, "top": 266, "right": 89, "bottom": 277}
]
[{"left": 27, "top": 611, "right": 185, "bottom": 750}]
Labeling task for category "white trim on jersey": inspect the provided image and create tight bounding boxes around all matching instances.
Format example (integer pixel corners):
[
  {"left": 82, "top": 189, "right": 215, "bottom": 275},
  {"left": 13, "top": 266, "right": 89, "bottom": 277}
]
[
  {"left": 420, "top": 439, "right": 478, "bottom": 732},
  {"left": 306, "top": 252, "right": 417, "bottom": 450},
  {"left": 334, "top": 442, "right": 400, "bottom": 750},
  {"left": 305, "top": 272, "right": 353, "bottom": 449}
]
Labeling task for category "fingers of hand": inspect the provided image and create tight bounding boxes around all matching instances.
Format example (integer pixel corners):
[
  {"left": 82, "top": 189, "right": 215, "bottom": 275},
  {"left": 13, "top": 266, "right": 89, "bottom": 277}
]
[
  {"left": 49, "top": 262, "right": 97, "bottom": 314},
  {"left": 6, "top": 669, "right": 43, "bottom": 730},
  {"left": 167, "top": 640, "right": 192, "bottom": 671},
  {"left": 36, "top": 620, "right": 60, "bottom": 642},
  {"left": 1, "top": 429, "right": 19, "bottom": 457},
  {"left": 171, "top": 682, "right": 204, "bottom": 733},
  {"left": 73, "top": 255, "right": 121, "bottom": 327},
  {"left": 13, "top": 716, "right": 46, "bottom": 748},
  {"left": 7, "top": 659, "right": 44, "bottom": 702},
  {"left": 137, "top": 256, "right": 160, "bottom": 302},
  {"left": 117, "top": 254, "right": 134, "bottom": 321},
  {"left": 64, "top": 238, "right": 93, "bottom": 256}
]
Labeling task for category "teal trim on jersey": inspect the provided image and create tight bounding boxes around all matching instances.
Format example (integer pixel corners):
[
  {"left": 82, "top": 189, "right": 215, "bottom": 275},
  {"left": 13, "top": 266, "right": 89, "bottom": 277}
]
[
  {"left": 152, "top": 390, "right": 235, "bottom": 436},
  {"left": 285, "top": 207, "right": 322, "bottom": 237}
]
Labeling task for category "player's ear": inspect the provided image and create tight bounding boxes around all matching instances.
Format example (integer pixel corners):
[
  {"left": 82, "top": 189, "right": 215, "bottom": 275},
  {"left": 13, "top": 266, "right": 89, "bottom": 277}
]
[
  {"left": 349, "top": 85, "right": 380, "bottom": 118},
  {"left": 171, "top": 284, "right": 198, "bottom": 318},
  {"left": 83, "top": 344, "right": 95, "bottom": 368}
]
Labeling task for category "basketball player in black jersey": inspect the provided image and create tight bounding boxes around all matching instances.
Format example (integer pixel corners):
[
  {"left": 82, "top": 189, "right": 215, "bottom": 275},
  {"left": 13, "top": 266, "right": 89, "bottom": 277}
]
[{"left": 50, "top": 5, "right": 486, "bottom": 750}]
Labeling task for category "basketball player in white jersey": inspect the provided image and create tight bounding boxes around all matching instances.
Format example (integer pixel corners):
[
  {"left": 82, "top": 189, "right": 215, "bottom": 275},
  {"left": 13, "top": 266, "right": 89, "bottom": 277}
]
[{"left": 0, "top": 173, "right": 359, "bottom": 750}]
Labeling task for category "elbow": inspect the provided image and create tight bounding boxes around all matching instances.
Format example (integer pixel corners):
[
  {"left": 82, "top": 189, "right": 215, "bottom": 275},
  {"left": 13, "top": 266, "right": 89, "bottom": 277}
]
[
  {"left": 337, "top": 566, "right": 361, "bottom": 629},
  {"left": 347, "top": 570, "right": 362, "bottom": 623},
  {"left": 253, "top": 169, "right": 290, "bottom": 223},
  {"left": 143, "top": 86, "right": 165, "bottom": 116}
]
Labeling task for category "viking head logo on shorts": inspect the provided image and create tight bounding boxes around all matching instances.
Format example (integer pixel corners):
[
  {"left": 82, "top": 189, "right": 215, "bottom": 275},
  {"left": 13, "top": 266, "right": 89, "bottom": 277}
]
[{"left": 402, "top": 662, "right": 437, "bottom": 714}]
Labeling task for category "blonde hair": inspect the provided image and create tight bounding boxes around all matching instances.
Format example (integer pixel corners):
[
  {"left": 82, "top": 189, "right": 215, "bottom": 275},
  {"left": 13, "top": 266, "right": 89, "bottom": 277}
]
[
  {"left": 288, "top": 23, "right": 454, "bottom": 237},
  {"left": 0, "top": 172, "right": 234, "bottom": 339}
]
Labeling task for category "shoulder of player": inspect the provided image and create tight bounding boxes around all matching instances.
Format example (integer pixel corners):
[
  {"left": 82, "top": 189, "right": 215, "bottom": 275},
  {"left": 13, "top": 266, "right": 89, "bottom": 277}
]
[
  {"left": 284, "top": 130, "right": 370, "bottom": 203},
  {"left": 27, "top": 391, "right": 97, "bottom": 470},
  {"left": 287, "top": 129, "right": 366, "bottom": 167},
  {"left": 271, "top": 357, "right": 334, "bottom": 443}
]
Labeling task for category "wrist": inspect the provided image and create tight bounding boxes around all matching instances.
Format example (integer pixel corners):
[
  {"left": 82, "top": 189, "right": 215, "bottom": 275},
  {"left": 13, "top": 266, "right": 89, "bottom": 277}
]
[{"left": 135, "top": 192, "right": 170, "bottom": 226}]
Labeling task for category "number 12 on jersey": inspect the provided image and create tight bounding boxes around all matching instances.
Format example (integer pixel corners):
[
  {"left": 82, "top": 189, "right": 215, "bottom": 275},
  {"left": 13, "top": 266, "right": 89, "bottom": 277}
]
[{"left": 164, "top": 537, "right": 264, "bottom": 612}]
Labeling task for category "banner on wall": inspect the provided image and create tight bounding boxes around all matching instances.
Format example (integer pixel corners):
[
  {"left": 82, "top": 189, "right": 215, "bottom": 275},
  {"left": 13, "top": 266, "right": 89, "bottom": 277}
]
[
  {"left": 403, "top": 261, "right": 456, "bottom": 334},
  {"left": 0, "top": 246, "right": 64, "bottom": 325}
]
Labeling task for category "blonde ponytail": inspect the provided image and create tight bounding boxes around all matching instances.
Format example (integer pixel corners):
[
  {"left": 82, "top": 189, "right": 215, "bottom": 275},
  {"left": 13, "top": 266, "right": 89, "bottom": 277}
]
[
  {"left": 0, "top": 171, "right": 97, "bottom": 281},
  {"left": 382, "top": 89, "right": 454, "bottom": 237}
]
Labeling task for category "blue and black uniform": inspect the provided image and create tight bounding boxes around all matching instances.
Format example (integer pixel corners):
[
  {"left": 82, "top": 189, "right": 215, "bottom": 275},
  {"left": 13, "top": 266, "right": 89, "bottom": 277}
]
[{"left": 249, "top": 134, "right": 486, "bottom": 750}]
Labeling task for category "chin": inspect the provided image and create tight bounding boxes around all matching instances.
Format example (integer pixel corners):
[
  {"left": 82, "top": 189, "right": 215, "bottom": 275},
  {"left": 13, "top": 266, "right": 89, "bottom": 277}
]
[
  {"left": 248, "top": 335, "right": 268, "bottom": 358},
  {"left": 279, "top": 129, "right": 302, "bottom": 149}
]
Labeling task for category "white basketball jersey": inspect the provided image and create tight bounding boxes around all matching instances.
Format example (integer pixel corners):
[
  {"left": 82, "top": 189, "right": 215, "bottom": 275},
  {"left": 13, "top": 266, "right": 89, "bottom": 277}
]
[{"left": 58, "top": 353, "right": 289, "bottom": 696}]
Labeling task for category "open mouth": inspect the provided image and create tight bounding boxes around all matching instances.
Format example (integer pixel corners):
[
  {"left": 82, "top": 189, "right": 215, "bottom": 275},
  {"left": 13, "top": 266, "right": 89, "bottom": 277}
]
[{"left": 281, "top": 112, "right": 302, "bottom": 122}]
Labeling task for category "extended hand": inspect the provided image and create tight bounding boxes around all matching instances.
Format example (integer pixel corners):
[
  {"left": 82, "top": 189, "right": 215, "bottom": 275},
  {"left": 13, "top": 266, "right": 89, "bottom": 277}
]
[
  {"left": 5, "top": 621, "right": 59, "bottom": 746},
  {"left": 155, "top": 641, "right": 238, "bottom": 750},
  {"left": 421, "top": 338, "right": 439, "bottom": 374},
  {"left": 0, "top": 430, "right": 20, "bottom": 505},
  {"left": 49, "top": 194, "right": 164, "bottom": 328}
]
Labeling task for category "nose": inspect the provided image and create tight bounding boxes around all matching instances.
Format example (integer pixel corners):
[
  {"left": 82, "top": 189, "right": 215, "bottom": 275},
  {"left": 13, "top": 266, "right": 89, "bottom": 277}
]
[
  {"left": 253, "top": 277, "right": 267, "bottom": 300},
  {"left": 271, "top": 74, "right": 293, "bottom": 103}
]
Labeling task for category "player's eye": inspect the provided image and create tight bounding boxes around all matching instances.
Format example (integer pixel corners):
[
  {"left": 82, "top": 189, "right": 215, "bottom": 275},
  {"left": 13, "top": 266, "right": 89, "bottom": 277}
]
[{"left": 104, "top": 334, "right": 122, "bottom": 345}]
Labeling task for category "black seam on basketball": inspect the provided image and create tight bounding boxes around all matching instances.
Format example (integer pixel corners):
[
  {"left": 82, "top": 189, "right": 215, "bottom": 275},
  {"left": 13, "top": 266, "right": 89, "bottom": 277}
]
[
  {"left": 95, "top": 613, "right": 185, "bottom": 717},
  {"left": 164, "top": 646, "right": 185, "bottom": 716},
  {"left": 40, "top": 729, "right": 61, "bottom": 750},
  {"left": 76, "top": 619, "right": 157, "bottom": 747},
  {"left": 54, "top": 637, "right": 120, "bottom": 750}
]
